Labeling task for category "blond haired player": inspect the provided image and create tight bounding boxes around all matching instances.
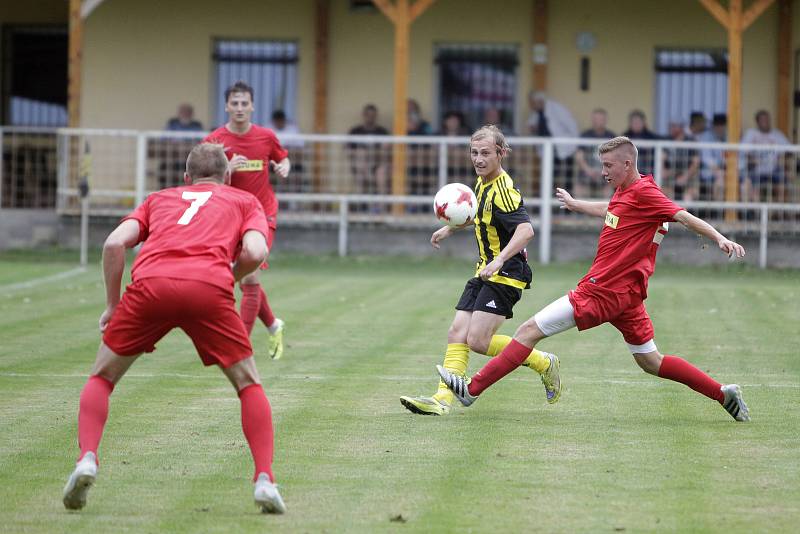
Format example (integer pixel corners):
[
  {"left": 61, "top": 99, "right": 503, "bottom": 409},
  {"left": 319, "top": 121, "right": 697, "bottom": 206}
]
[{"left": 400, "top": 125, "right": 561, "bottom": 416}]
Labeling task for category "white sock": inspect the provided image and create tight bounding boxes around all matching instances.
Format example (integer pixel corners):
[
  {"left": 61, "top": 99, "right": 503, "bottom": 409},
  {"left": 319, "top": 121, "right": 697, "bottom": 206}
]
[{"left": 268, "top": 318, "right": 283, "bottom": 335}]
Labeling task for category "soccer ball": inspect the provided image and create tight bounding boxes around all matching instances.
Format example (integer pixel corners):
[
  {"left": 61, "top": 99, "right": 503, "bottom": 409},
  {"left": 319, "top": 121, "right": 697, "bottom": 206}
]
[{"left": 433, "top": 183, "right": 477, "bottom": 227}]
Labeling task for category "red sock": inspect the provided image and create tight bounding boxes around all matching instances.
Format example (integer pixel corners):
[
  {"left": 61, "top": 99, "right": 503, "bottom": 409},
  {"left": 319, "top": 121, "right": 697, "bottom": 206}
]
[
  {"left": 240, "top": 284, "right": 260, "bottom": 334},
  {"left": 658, "top": 355, "right": 724, "bottom": 403},
  {"left": 77, "top": 375, "right": 115, "bottom": 461},
  {"left": 469, "top": 339, "right": 532, "bottom": 396},
  {"left": 239, "top": 384, "right": 275, "bottom": 482},
  {"left": 257, "top": 288, "right": 276, "bottom": 328}
]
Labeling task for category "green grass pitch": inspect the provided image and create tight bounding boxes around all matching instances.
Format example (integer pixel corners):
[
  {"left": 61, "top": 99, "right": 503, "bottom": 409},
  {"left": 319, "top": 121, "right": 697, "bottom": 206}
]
[{"left": 1, "top": 254, "right": 798, "bottom": 533}]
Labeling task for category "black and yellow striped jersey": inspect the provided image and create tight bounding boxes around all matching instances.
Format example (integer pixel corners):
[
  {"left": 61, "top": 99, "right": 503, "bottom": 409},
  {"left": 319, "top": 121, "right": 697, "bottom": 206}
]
[{"left": 472, "top": 171, "right": 533, "bottom": 289}]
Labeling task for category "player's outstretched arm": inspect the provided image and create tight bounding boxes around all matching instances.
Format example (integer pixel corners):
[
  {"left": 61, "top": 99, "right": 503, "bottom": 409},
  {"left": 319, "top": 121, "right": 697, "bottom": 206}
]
[
  {"left": 673, "top": 210, "right": 746, "bottom": 258},
  {"left": 100, "top": 219, "right": 141, "bottom": 331},
  {"left": 479, "top": 222, "right": 534, "bottom": 280},
  {"left": 233, "top": 230, "right": 268, "bottom": 281},
  {"left": 556, "top": 188, "right": 608, "bottom": 218}
]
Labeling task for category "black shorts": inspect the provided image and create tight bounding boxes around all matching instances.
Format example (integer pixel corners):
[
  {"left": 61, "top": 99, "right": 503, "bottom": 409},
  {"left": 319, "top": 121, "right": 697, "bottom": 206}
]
[{"left": 455, "top": 277, "right": 522, "bottom": 319}]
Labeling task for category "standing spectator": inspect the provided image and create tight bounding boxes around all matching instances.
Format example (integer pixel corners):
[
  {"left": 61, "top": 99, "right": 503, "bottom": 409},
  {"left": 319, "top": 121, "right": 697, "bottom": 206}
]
[
  {"left": 438, "top": 111, "right": 472, "bottom": 180},
  {"left": 526, "top": 91, "right": 579, "bottom": 189},
  {"left": 268, "top": 109, "right": 303, "bottom": 148},
  {"left": 663, "top": 120, "right": 700, "bottom": 201},
  {"left": 407, "top": 99, "right": 433, "bottom": 136},
  {"left": 347, "top": 104, "right": 390, "bottom": 198},
  {"left": 165, "top": 103, "right": 204, "bottom": 131},
  {"left": 698, "top": 113, "right": 727, "bottom": 203},
  {"left": 575, "top": 108, "right": 616, "bottom": 198},
  {"left": 740, "top": 110, "right": 790, "bottom": 203},
  {"left": 622, "top": 109, "right": 660, "bottom": 175}
]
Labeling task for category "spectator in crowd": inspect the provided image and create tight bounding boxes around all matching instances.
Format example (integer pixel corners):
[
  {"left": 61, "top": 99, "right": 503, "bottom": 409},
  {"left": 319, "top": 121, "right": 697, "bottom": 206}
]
[
  {"left": 347, "top": 104, "right": 390, "bottom": 199},
  {"left": 687, "top": 111, "right": 707, "bottom": 138},
  {"left": 165, "top": 103, "right": 204, "bottom": 131},
  {"left": 439, "top": 111, "right": 471, "bottom": 136},
  {"left": 526, "top": 91, "right": 579, "bottom": 189},
  {"left": 483, "top": 106, "right": 513, "bottom": 134},
  {"left": 575, "top": 108, "right": 616, "bottom": 197},
  {"left": 407, "top": 99, "right": 433, "bottom": 136},
  {"left": 740, "top": 110, "right": 790, "bottom": 203},
  {"left": 622, "top": 109, "right": 660, "bottom": 174},
  {"left": 268, "top": 109, "right": 303, "bottom": 148},
  {"left": 664, "top": 120, "right": 700, "bottom": 201},
  {"left": 698, "top": 113, "right": 727, "bottom": 203}
]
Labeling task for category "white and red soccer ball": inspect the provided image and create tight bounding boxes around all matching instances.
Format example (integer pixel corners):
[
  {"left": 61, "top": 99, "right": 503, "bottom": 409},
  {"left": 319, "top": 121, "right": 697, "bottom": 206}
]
[{"left": 433, "top": 183, "right": 477, "bottom": 227}]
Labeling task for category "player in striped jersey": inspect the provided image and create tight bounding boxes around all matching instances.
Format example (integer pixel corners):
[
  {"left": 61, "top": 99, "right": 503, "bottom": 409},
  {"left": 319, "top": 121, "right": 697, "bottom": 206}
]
[{"left": 400, "top": 125, "right": 561, "bottom": 416}]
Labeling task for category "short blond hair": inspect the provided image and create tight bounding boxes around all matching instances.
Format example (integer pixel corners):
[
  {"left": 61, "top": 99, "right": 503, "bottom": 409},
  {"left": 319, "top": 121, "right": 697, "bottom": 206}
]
[
  {"left": 186, "top": 143, "right": 229, "bottom": 180},
  {"left": 598, "top": 135, "right": 637, "bottom": 163},
  {"left": 470, "top": 124, "right": 512, "bottom": 155}
]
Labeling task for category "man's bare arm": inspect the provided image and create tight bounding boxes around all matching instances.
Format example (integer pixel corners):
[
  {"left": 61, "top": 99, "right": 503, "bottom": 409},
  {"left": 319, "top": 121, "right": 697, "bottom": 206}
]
[
  {"left": 673, "top": 210, "right": 745, "bottom": 258},
  {"left": 556, "top": 188, "right": 608, "bottom": 218}
]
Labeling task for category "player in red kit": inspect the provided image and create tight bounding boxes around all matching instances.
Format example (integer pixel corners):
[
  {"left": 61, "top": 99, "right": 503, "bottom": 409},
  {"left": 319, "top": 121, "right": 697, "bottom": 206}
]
[
  {"left": 204, "top": 80, "right": 291, "bottom": 359},
  {"left": 62, "top": 144, "right": 286, "bottom": 514},
  {"left": 438, "top": 136, "right": 751, "bottom": 422}
]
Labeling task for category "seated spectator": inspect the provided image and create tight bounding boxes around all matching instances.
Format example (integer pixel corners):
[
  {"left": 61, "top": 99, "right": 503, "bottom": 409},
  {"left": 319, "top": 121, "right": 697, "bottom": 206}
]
[
  {"left": 407, "top": 99, "right": 433, "bottom": 136},
  {"left": 482, "top": 106, "right": 513, "bottom": 134},
  {"left": 698, "top": 113, "right": 727, "bottom": 202},
  {"left": 268, "top": 109, "right": 303, "bottom": 147},
  {"left": 526, "top": 91, "right": 579, "bottom": 189},
  {"left": 438, "top": 111, "right": 471, "bottom": 136},
  {"left": 165, "top": 103, "right": 203, "bottom": 131},
  {"left": 347, "top": 104, "right": 390, "bottom": 199},
  {"left": 740, "top": 110, "right": 790, "bottom": 203},
  {"left": 575, "top": 108, "right": 615, "bottom": 197},
  {"left": 663, "top": 120, "right": 700, "bottom": 201},
  {"left": 687, "top": 111, "right": 707, "bottom": 138},
  {"left": 622, "top": 109, "right": 660, "bottom": 174}
]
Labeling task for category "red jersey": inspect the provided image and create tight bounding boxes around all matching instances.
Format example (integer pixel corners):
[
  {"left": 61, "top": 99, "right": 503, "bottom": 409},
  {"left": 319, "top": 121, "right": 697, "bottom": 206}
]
[
  {"left": 124, "top": 183, "right": 268, "bottom": 291},
  {"left": 579, "top": 175, "right": 683, "bottom": 298},
  {"left": 203, "top": 124, "right": 288, "bottom": 218}
]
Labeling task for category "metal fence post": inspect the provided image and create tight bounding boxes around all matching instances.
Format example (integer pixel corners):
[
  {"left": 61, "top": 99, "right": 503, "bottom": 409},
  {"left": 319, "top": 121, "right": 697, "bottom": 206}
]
[
  {"left": 80, "top": 196, "right": 89, "bottom": 266},
  {"left": 135, "top": 133, "right": 147, "bottom": 207},
  {"left": 759, "top": 205, "right": 768, "bottom": 269},
  {"left": 437, "top": 141, "right": 448, "bottom": 189},
  {"left": 0, "top": 127, "right": 4, "bottom": 209},
  {"left": 539, "top": 141, "right": 553, "bottom": 264},
  {"left": 654, "top": 145, "right": 664, "bottom": 187},
  {"left": 338, "top": 196, "right": 349, "bottom": 257}
]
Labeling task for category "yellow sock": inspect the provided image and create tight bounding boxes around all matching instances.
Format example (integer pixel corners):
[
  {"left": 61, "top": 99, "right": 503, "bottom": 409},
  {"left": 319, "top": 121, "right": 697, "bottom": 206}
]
[
  {"left": 432, "top": 343, "right": 469, "bottom": 405},
  {"left": 486, "top": 334, "right": 550, "bottom": 374}
]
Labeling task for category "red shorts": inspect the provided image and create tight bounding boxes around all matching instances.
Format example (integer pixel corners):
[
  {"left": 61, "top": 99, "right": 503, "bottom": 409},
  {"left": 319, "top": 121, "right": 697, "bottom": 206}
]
[
  {"left": 568, "top": 283, "right": 654, "bottom": 346},
  {"left": 103, "top": 277, "right": 253, "bottom": 368}
]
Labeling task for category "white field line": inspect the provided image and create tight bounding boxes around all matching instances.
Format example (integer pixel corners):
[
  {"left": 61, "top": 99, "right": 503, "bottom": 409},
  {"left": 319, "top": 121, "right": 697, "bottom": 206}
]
[
  {"left": 0, "top": 371, "right": 797, "bottom": 388},
  {"left": 0, "top": 267, "right": 87, "bottom": 293}
]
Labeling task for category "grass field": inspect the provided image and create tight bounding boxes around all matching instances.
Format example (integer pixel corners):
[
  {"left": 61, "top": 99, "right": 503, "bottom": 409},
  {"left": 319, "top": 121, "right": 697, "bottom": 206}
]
[{"left": 1, "top": 253, "right": 799, "bottom": 533}]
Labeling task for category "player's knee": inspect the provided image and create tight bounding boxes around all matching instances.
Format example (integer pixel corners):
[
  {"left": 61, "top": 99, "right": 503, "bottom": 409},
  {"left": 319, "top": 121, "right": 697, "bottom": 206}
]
[
  {"left": 514, "top": 318, "right": 545, "bottom": 347},
  {"left": 447, "top": 322, "right": 467, "bottom": 344},
  {"left": 633, "top": 352, "right": 662, "bottom": 375},
  {"left": 222, "top": 357, "right": 261, "bottom": 391},
  {"left": 466, "top": 332, "right": 490, "bottom": 354}
]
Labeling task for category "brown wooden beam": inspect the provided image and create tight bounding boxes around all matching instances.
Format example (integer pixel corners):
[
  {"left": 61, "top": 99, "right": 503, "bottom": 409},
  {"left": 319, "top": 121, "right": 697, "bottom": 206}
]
[
  {"left": 68, "top": 0, "right": 83, "bottom": 127},
  {"left": 742, "top": 0, "right": 775, "bottom": 29},
  {"left": 313, "top": 0, "right": 329, "bottom": 134},
  {"left": 410, "top": 0, "right": 435, "bottom": 21},
  {"left": 532, "top": 0, "right": 548, "bottom": 91},
  {"left": 776, "top": 0, "right": 791, "bottom": 136},
  {"left": 699, "top": 0, "right": 731, "bottom": 29},
  {"left": 372, "top": 0, "right": 397, "bottom": 23},
  {"left": 724, "top": 0, "right": 743, "bottom": 211}
]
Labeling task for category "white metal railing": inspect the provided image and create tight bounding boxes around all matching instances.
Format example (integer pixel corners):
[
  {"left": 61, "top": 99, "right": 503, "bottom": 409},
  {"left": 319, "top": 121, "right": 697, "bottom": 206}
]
[{"left": 2, "top": 127, "right": 800, "bottom": 268}]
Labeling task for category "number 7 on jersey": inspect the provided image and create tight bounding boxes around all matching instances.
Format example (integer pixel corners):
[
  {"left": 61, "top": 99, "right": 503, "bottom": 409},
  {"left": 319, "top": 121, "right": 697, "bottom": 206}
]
[{"left": 177, "top": 191, "right": 213, "bottom": 225}]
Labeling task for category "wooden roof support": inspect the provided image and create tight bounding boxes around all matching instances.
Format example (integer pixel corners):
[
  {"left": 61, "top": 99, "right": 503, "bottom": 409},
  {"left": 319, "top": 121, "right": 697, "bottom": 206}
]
[
  {"left": 312, "top": 0, "right": 330, "bottom": 193},
  {"left": 372, "top": 0, "right": 436, "bottom": 211},
  {"left": 532, "top": 0, "right": 548, "bottom": 91},
  {"left": 68, "top": 0, "right": 83, "bottom": 127},
  {"left": 699, "top": 0, "right": 775, "bottom": 216},
  {"left": 776, "top": 0, "right": 791, "bottom": 137}
]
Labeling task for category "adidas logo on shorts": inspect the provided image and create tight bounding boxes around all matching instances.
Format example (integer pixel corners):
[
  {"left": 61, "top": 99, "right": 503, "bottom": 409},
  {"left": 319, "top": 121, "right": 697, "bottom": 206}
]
[{"left": 485, "top": 300, "right": 497, "bottom": 309}]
